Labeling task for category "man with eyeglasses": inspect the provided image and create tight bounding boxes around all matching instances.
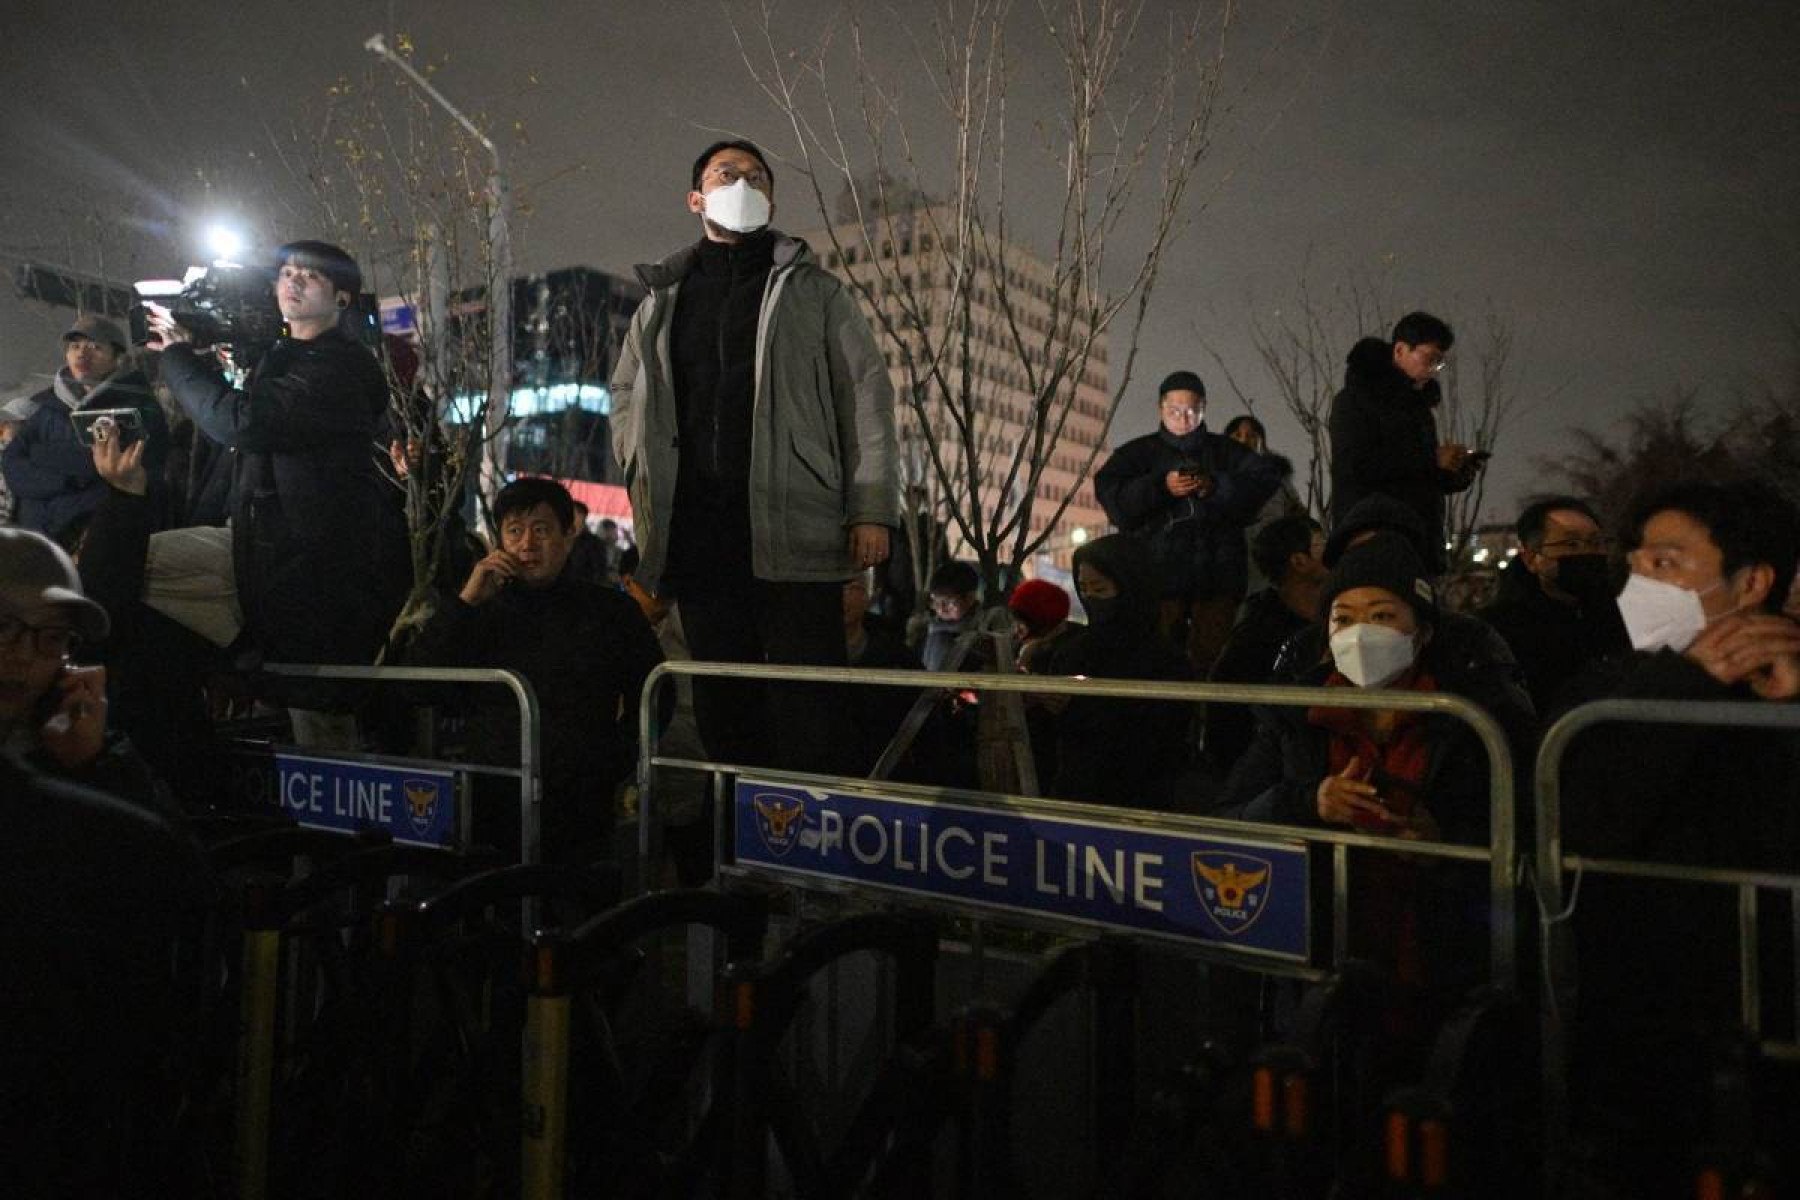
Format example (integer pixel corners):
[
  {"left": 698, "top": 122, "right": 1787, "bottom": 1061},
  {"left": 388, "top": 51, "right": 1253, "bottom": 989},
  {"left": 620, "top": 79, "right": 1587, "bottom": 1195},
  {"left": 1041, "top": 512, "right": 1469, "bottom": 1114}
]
[
  {"left": 1328, "top": 311, "right": 1481, "bottom": 574},
  {"left": 1552, "top": 479, "right": 1800, "bottom": 1194},
  {"left": 1095, "top": 370, "right": 1287, "bottom": 675},
  {"left": 1478, "top": 495, "right": 1629, "bottom": 711},
  {"left": 0, "top": 527, "right": 171, "bottom": 812},
  {"left": 611, "top": 139, "right": 898, "bottom": 778}
]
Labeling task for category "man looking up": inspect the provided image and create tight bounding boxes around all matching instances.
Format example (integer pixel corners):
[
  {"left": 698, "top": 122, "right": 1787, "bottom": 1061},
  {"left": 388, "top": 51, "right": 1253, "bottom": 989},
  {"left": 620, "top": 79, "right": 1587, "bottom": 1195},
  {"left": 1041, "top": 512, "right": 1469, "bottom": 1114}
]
[
  {"left": 147, "top": 242, "right": 408, "bottom": 742},
  {"left": 1328, "top": 311, "right": 1480, "bottom": 574},
  {"left": 410, "top": 478, "right": 664, "bottom": 863},
  {"left": 611, "top": 140, "right": 899, "bottom": 773},
  {"left": 1095, "top": 371, "right": 1286, "bottom": 675},
  {"left": 1479, "top": 495, "right": 1628, "bottom": 711}
]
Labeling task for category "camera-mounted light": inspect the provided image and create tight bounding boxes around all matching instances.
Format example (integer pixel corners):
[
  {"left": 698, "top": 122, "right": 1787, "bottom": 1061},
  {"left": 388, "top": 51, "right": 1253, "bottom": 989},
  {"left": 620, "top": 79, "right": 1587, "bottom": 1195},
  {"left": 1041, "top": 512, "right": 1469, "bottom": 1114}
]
[{"left": 205, "top": 224, "right": 245, "bottom": 266}]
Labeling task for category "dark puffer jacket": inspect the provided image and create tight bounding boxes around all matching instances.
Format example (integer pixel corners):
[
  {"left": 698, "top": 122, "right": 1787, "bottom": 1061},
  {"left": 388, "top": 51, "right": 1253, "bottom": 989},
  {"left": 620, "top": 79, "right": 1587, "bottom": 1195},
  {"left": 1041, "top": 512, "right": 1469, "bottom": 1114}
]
[
  {"left": 1327, "top": 338, "right": 1472, "bottom": 573},
  {"left": 2, "top": 369, "right": 168, "bottom": 543},
  {"left": 1095, "top": 424, "right": 1287, "bottom": 601},
  {"left": 159, "top": 330, "right": 407, "bottom": 665}
]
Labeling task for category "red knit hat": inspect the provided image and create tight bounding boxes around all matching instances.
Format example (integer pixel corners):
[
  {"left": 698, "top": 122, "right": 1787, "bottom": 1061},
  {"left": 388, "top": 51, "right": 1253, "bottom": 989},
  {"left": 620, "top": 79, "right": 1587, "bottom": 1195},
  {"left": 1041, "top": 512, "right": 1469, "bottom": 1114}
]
[{"left": 1007, "top": 579, "right": 1070, "bottom": 637}]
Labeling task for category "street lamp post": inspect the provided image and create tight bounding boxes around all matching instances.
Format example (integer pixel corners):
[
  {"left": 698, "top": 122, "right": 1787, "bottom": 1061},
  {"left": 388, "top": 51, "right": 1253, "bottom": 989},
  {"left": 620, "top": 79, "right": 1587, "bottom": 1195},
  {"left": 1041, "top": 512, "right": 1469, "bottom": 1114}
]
[{"left": 364, "top": 33, "right": 513, "bottom": 499}]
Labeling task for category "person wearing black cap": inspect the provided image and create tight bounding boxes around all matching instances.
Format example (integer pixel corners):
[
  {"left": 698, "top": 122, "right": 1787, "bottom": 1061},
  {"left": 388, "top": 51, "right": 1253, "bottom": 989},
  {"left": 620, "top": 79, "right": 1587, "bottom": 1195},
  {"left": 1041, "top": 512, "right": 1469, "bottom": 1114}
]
[
  {"left": 145, "top": 241, "right": 408, "bottom": 724},
  {"left": 1, "top": 313, "right": 168, "bottom": 546},
  {"left": 1095, "top": 370, "right": 1288, "bottom": 675}
]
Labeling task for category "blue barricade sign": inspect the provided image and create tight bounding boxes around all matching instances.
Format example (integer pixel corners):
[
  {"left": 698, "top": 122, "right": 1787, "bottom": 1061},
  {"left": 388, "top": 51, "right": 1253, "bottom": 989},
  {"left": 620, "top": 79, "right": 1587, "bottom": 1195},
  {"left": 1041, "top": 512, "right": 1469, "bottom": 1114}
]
[
  {"left": 734, "top": 779, "right": 1311, "bottom": 962},
  {"left": 265, "top": 753, "right": 458, "bottom": 849}
]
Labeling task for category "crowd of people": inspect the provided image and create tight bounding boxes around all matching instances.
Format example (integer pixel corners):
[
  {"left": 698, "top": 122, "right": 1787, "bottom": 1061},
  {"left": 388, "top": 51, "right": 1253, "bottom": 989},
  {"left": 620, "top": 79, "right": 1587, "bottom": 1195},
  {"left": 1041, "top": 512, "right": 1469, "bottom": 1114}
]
[{"left": 3, "top": 135, "right": 1798, "bottom": 1193}]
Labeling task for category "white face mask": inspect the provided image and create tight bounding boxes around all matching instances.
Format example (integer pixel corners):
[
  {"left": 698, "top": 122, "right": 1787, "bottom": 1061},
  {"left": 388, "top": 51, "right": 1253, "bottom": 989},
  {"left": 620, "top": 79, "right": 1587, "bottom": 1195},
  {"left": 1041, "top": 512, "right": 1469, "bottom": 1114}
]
[
  {"left": 701, "top": 178, "right": 772, "bottom": 234},
  {"left": 1615, "top": 572, "right": 1726, "bottom": 653},
  {"left": 1329, "top": 623, "right": 1418, "bottom": 689}
]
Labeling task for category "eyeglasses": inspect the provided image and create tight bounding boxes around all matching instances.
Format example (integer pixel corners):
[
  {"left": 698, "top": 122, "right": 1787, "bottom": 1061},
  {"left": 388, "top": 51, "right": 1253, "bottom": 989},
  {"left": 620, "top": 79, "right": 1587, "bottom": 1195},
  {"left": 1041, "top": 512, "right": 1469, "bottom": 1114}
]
[
  {"left": 1539, "top": 535, "right": 1611, "bottom": 554},
  {"left": 703, "top": 163, "right": 770, "bottom": 188},
  {"left": 0, "top": 613, "right": 80, "bottom": 657},
  {"left": 1160, "top": 406, "right": 1202, "bottom": 420}
]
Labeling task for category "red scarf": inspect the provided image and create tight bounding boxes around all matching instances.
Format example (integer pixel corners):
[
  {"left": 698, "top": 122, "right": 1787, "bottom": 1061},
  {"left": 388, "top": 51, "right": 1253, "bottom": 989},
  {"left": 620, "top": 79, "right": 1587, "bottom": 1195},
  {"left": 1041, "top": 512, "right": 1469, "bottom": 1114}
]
[{"left": 1307, "top": 669, "right": 1441, "bottom": 995}]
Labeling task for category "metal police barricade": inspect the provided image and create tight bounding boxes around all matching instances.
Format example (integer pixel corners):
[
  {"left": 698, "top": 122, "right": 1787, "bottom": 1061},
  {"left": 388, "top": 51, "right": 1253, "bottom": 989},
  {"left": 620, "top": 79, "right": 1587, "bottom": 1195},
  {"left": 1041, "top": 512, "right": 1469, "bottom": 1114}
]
[
  {"left": 1535, "top": 698, "right": 1800, "bottom": 1189},
  {"left": 636, "top": 666, "right": 1521, "bottom": 1193},
  {"left": 230, "top": 663, "right": 543, "bottom": 863},
  {"left": 636, "top": 664, "right": 1520, "bottom": 989}
]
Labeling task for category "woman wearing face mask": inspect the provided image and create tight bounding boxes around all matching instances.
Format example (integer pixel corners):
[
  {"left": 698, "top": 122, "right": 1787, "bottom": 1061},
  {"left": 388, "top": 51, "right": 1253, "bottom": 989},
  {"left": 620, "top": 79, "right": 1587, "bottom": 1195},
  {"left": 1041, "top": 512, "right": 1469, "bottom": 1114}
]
[
  {"left": 1215, "top": 532, "right": 1535, "bottom": 839},
  {"left": 1214, "top": 534, "right": 1535, "bottom": 1045}
]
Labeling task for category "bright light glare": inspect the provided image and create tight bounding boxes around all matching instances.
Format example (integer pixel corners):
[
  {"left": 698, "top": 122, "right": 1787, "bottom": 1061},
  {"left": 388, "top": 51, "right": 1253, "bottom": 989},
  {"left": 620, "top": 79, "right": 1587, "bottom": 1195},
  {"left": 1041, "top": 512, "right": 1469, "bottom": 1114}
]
[
  {"left": 1070, "top": 526, "right": 1090, "bottom": 545},
  {"left": 205, "top": 225, "right": 244, "bottom": 262}
]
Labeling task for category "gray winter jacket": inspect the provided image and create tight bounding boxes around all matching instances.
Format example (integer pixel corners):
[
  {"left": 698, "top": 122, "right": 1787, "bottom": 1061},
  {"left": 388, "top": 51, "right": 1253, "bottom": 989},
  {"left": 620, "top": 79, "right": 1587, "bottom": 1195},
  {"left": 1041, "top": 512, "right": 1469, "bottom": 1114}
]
[{"left": 610, "top": 234, "right": 899, "bottom": 591}]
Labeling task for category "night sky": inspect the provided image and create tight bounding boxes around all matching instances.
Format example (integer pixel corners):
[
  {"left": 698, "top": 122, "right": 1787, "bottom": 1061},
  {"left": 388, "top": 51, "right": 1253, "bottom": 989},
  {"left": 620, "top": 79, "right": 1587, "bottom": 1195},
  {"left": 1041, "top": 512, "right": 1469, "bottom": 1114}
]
[{"left": 3, "top": 0, "right": 1796, "bottom": 522}]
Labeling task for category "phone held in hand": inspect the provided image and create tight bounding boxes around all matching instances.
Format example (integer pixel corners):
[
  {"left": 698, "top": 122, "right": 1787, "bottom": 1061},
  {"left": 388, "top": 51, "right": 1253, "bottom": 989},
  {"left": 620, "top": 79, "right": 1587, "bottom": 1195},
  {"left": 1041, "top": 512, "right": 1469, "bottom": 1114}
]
[{"left": 70, "top": 407, "right": 145, "bottom": 447}]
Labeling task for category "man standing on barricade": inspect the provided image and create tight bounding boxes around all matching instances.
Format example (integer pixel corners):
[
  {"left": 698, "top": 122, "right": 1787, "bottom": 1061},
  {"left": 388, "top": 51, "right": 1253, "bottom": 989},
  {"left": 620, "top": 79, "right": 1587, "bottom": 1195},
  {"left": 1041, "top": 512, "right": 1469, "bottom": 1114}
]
[
  {"left": 1328, "top": 311, "right": 1481, "bottom": 574},
  {"left": 1557, "top": 478, "right": 1800, "bottom": 1194},
  {"left": 1095, "top": 370, "right": 1287, "bottom": 676},
  {"left": 610, "top": 140, "right": 899, "bottom": 775},
  {"left": 146, "top": 241, "right": 408, "bottom": 745},
  {"left": 409, "top": 478, "right": 664, "bottom": 864}
]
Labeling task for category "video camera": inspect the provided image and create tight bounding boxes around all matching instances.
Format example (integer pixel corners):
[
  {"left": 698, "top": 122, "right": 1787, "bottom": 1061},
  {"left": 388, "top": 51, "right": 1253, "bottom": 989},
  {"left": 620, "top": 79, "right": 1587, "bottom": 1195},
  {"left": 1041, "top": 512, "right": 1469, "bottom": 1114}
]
[{"left": 131, "top": 263, "right": 285, "bottom": 352}]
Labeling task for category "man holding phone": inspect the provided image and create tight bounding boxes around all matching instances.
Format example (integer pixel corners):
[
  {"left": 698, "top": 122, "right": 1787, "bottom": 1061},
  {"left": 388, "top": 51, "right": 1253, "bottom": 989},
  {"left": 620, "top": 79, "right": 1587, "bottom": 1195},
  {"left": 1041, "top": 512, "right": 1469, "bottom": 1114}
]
[
  {"left": 1, "top": 315, "right": 168, "bottom": 547},
  {"left": 0, "top": 527, "right": 173, "bottom": 813},
  {"left": 1095, "top": 370, "right": 1289, "bottom": 674},
  {"left": 1327, "top": 311, "right": 1484, "bottom": 575}
]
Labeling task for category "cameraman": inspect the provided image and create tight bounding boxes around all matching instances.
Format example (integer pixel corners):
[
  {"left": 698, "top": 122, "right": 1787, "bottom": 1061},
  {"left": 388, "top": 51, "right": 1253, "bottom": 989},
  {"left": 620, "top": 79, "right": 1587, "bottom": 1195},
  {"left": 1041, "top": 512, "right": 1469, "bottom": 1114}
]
[
  {"left": 145, "top": 241, "right": 407, "bottom": 743},
  {"left": 1095, "top": 370, "right": 1288, "bottom": 675}
]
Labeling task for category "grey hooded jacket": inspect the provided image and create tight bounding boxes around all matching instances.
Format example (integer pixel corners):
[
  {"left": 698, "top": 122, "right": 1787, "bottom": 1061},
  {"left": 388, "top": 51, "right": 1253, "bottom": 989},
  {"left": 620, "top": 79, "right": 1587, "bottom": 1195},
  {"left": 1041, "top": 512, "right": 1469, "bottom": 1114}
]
[{"left": 610, "top": 233, "right": 899, "bottom": 591}]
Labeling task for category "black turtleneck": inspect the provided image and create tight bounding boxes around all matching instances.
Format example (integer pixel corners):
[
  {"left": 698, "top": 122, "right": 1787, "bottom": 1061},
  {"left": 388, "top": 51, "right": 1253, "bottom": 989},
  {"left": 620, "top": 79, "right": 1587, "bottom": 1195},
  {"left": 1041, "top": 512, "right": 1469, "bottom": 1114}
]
[
  {"left": 665, "top": 232, "right": 776, "bottom": 589},
  {"left": 670, "top": 232, "right": 775, "bottom": 487}
]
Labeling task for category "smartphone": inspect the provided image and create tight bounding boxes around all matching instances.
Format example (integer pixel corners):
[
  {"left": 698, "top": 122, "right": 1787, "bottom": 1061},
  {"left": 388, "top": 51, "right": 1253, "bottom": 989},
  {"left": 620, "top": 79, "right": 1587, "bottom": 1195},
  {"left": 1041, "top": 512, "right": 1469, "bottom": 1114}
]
[
  {"left": 32, "top": 664, "right": 74, "bottom": 731},
  {"left": 70, "top": 407, "right": 145, "bottom": 447}
]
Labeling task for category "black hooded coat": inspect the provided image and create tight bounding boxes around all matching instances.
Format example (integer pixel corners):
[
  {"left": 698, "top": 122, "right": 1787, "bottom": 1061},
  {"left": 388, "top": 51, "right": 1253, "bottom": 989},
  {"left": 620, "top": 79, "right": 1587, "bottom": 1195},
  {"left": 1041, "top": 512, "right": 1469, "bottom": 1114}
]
[
  {"left": 1327, "top": 338, "right": 1472, "bottom": 573},
  {"left": 1042, "top": 534, "right": 1193, "bottom": 806}
]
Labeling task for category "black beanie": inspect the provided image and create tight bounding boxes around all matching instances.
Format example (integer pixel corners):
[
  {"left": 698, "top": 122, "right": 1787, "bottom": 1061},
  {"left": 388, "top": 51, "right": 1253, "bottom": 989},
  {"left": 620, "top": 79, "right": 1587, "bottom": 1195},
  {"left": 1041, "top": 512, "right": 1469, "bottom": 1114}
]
[
  {"left": 928, "top": 560, "right": 981, "bottom": 597},
  {"left": 1158, "top": 370, "right": 1206, "bottom": 397},
  {"left": 1320, "top": 534, "right": 1437, "bottom": 624},
  {"left": 1323, "top": 494, "right": 1434, "bottom": 567}
]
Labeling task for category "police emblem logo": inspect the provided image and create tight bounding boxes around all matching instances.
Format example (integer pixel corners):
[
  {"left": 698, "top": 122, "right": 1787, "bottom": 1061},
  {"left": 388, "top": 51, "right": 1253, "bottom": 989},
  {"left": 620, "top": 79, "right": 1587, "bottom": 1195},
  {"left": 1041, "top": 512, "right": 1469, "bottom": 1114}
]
[
  {"left": 1190, "top": 852, "right": 1273, "bottom": 937},
  {"left": 751, "top": 793, "right": 808, "bottom": 858},
  {"left": 403, "top": 778, "right": 440, "bottom": 838}
]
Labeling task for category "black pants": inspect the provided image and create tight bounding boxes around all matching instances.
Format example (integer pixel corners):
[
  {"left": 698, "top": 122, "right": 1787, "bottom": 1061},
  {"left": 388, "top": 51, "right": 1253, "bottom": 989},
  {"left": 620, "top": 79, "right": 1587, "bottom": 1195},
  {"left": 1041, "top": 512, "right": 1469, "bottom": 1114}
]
[{"left": 675, "top": 579, "right": 858, "bottom": 779}]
